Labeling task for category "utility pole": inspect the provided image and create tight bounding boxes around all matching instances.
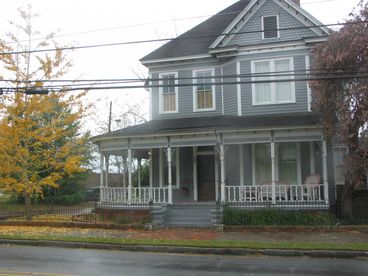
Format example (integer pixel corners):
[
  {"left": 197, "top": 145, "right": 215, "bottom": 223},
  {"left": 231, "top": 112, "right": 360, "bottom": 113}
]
[{"left": 108, "top": 101, "right": 112, "bottom": 133}]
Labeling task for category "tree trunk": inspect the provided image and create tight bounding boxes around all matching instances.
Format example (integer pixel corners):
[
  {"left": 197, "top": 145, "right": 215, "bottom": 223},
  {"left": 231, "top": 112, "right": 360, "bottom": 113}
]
[
  {"left": 24, "top": 192, "right": 32, "bottom": 221},
  {"left": 341, "top": 181, "right": 354, "bottom": 220}
]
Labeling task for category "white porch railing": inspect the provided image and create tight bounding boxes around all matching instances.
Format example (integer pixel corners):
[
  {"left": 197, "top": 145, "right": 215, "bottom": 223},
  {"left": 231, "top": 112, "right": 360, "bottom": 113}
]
[
  {"left": 225, "top": 184, "right": 324, "bottom": 203},
  {"left": 100, "top": 187, "right": 169, "bottom": 204}
]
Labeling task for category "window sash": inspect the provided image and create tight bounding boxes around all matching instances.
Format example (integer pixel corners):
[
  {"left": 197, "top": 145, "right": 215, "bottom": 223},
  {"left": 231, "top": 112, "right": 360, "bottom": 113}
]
[
  {"left": 195, "top": 70, "right": 214, "bottom": 110},
  {"left": 334, "top": 147, "right": 347, "bottom": 184},
  {"left": 160, "top": 73, "right": 177, "bottom": 112},
  {"left": 278, "top": 143, "right": 297, "bottom": 185}
]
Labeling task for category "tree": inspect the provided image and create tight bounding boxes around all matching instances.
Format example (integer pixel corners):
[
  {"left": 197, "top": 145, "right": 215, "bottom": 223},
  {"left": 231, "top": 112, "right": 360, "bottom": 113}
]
[
  {"left": 310, "top": 0, "right": 368, "bottom": 219},
  {"left": 0, "top": 5, "right": 91, "bottom": 219}
]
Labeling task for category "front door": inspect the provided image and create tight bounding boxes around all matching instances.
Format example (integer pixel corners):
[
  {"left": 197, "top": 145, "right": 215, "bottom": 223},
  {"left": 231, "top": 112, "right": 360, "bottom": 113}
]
[{"left": 197, "top": 155, "right": 215, "bottom": 201}]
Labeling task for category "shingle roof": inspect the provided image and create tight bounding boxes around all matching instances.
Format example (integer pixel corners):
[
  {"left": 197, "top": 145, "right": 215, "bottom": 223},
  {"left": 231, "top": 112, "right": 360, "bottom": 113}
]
[
  {"left": 92, "top": 113, "right": 321, "bottom": 141},
  {"left": 140, "top": 0, "right": 251, "bottom": 62}
]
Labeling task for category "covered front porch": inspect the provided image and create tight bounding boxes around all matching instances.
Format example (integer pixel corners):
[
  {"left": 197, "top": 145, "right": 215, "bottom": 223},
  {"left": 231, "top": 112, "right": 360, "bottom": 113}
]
[{"left": 92, "top": 114, "right": 332, "bottom": 209}]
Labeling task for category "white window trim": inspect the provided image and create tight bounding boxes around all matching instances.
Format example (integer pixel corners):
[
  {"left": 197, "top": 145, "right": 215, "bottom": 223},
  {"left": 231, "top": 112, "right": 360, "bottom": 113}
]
[
  {"left": 159, "top": 72, "right": 178, "bottom": 114},
  {"left": 251, "top": 57, "right": 296, "bottom": 106},
  {"left": 261, "top": 14, "right": 280, "bottom": 40},
  {"left": 193, "top": 68, "right": 216, "bottom": 112},
  {"left": 159, "top": 148, "right": 180, "bottom": 189},
  {"left": 305, "top": 55, "right": 312, "bottom": 112}
]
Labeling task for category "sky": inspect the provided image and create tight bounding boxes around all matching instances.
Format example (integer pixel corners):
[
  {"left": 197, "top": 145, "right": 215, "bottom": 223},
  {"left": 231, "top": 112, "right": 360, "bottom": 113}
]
[{"left": 0, "top": 0, "right": 362, "bottom": 133}]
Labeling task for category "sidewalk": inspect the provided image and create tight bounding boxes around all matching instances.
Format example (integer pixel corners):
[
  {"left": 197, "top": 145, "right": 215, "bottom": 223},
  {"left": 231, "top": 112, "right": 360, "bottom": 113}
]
[{"left": 0, "top": 225, "right": 368, "bottom": 258}]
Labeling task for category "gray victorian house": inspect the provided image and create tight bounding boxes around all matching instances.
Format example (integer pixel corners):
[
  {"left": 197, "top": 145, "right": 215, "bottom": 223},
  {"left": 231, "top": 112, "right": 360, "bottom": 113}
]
[{"left": 92, "top": 0, "right": 344, "bottom": 226}]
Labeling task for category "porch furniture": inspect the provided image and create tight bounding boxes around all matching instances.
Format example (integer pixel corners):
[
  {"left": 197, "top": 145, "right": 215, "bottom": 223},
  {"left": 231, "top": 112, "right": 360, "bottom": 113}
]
[
  {"left": 257, "top": 181, "right": 289, "bottom": 202},
  {"left": 302, "top": 173, "right": 321, "bottom": 200}
]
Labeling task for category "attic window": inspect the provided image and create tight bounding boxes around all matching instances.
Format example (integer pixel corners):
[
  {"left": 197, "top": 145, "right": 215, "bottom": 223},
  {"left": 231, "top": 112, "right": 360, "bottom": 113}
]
[{"left": 262, "top": 15, "right": 279, "bottom": 39}]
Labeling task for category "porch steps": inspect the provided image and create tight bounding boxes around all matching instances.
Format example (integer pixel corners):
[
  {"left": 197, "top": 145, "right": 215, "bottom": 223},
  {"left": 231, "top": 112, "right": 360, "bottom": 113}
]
[{"left": 165, "top": 203, "right": 217, "bottom": 227}]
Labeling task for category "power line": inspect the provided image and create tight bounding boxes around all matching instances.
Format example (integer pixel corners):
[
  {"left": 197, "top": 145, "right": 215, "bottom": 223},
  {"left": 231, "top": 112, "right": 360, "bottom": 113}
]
[
  {"left": 1, "top": 65, "right": 367, "bottom": 85},
  {"left": 1, "top": 74, "right": 367, "bottom": 93},
  {"left": 3, "top": 0, "right": 336, "bottom": 45},
  {"left": 0, "top": 20, "right": 366, "bottom": 56}
]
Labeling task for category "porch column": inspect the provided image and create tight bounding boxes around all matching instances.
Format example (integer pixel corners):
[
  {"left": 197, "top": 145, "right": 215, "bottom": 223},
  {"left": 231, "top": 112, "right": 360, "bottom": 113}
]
[
  {"left": 100, "top": 150, "right": 104, "bottom": 202},
  {"left": 167, "top": 145, "right": 173, "bottom": 205},
  {"left": 220, "top": 144, "right": 226, "bottom": 202},
  {"left": 137, "top": 158, "right": 141, "bottom": 189},
  {"left": 322, "top": 140, "right": 329, "bottom": 204},
  {"left": 104, "top": 154, "right": 109, "bottom": 188},
  {"left": 149, "top": 149, "right": 153, "bottom": 201},
  {"left": 128, "top": 145, "right": 132, "bottom": 204},
  {"left": 271, "top": 142, "right": 276, "bottom": 204}
]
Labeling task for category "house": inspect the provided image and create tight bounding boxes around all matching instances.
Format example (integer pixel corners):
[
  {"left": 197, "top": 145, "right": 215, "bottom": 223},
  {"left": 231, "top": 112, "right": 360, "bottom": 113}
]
[{"left": 92, "top": 0, "right": 340, "bottom": 226}]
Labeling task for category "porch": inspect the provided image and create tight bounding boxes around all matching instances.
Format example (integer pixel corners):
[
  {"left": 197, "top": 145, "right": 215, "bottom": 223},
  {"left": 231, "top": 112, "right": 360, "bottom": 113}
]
[{"left": 93, "top": 114, "right": 331, "bottom": 210}]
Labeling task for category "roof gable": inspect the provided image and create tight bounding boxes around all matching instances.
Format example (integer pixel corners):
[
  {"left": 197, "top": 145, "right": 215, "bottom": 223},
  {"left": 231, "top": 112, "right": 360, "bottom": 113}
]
[{"left": 211, "top": 0, "right": 329, "bottom": 49}]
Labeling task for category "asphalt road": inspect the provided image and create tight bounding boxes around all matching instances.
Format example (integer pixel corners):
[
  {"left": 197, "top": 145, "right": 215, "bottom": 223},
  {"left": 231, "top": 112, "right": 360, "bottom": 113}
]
[{"left": 0, "top": 244, "right": 367, "bottom": 276}]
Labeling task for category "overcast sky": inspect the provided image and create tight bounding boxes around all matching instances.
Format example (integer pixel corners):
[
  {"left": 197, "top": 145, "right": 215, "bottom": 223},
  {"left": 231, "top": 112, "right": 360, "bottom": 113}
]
[{"left": 0, "top": 0, "right": 361, "bottom": 132}]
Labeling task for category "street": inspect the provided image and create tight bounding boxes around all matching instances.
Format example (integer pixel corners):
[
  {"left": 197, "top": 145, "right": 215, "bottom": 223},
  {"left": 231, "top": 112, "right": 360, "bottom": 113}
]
[{"left": 0, "top": 245, "right": 367, "bottom": 275}]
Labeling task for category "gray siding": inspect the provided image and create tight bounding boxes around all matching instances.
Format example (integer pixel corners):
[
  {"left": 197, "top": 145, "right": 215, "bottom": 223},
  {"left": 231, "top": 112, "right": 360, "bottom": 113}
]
[
  {"left": 225, "top": 145, "right": 240, "bottom": 186},
  {"left": 222, "top": 62, "right": 238, "bottom": 116},
  {"left": 151, "top": 148, "right": 160, "bottom": 188},
  {"left": 227, "top": 0, "right": 317, "bottom": 47}
]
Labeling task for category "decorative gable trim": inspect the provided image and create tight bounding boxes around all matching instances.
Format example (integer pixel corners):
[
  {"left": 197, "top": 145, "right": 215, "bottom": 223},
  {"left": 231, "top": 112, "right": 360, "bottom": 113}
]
[{"left": 210, "top": 0, "right": 329, "bottom": 50}]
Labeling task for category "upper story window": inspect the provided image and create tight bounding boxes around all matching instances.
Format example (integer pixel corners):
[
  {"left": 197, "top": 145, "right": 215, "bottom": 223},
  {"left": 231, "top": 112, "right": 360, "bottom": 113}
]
[
  {"left": 251, "top": 58, "right": 295, "bottom": 105},
  {"left": 262, "top": 15, "right": 279, "bottom": 39},
  {"left": 159, "top": 72, "right": 178, "bottom": 113},
  {"left": 193, "top": 69, "right": 215, "bottom": 111}
]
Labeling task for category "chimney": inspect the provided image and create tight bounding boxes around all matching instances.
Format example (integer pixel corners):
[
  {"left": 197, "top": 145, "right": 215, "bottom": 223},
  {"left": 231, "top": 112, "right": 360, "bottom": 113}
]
[{"left": 292, "top": 0, "right": 301, "bottom": 5}]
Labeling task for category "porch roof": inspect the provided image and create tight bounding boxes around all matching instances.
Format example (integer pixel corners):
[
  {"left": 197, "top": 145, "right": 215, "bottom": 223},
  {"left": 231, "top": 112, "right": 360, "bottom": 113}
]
[{"left": 92, "top": 113, "right": 321, "bottom": 142}]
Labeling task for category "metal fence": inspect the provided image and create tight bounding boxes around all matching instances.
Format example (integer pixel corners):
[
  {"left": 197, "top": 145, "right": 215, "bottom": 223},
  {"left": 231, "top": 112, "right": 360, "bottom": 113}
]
[
  {"left": 0, "top": 199, "right": 152, "bottom": 225},
  {"left": 215, "top": 195, "right": 368, "bottom": 225}
]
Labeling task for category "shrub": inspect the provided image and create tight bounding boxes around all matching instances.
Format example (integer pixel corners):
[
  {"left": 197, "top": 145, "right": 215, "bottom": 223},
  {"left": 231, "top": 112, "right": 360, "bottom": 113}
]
[
  {"left": 222, "top": 207, "right": 338, "bottom": 226},
  {"left": 45, "top": 193, "right": 84, "bottom": 205}
]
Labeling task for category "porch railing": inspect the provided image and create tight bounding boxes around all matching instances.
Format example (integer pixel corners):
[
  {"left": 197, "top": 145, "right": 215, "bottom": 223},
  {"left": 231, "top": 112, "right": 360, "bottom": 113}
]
[
  {"left": 225, "top": 184, "right": 325, "bottom": 203},
  {"left": 100, "top": 187, "right": 169, "bottom": 204}
]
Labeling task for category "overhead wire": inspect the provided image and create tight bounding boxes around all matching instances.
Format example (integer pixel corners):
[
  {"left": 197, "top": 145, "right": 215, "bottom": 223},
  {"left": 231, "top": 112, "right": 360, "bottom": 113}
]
[{"left": 0, "top": 20, "right": 366, "bottom": 56}]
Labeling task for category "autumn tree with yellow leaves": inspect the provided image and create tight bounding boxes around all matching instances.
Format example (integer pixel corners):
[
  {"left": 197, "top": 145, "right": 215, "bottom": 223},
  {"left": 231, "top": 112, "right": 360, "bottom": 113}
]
[{"left": 0, "top": 5, "right": 91, "bottom": 219}]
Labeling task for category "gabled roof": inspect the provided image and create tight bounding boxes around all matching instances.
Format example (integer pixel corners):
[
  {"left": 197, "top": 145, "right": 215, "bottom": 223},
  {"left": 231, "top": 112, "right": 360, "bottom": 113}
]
[
  {"left": 140, "top": 0, "right": 329, "bottom": 65},
  {"left": 140, "top": 0, "right": 251, "bottom": 63}
]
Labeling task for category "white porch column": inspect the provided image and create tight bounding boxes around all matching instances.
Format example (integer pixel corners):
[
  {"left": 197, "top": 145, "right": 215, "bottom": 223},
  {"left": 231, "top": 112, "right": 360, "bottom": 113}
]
[
  {"left": 271, "top": 142, "right": 276, "bottom": 204},
  {"left": 137, "top": 158, "right": 141, "bottom": 189},
  {"left": 220, "top": 144, "right": 226, "bottom": 202},
  {"left": 309, "top": 142, "right": 316, "bottom": 174},
  {"left": 322, "top": 140, "right": 329, "bottom": 204},
  {"left": 167, "top": 145, "right": 173, "bottom": 205},
  {"left": 128, "top": 145, "right": 132, "bottom": 204},
  {"left": 100, "top": 150, "right": 104, "bottom": 202},
  {"left": 104, "top": 154, "right": 109, "bottom": 188},
  {"left": 149, "top": 149, "right": 153, "bottom": 201},
  {"left": 193, "top": 147, "right": 198, "bottom": 201}
]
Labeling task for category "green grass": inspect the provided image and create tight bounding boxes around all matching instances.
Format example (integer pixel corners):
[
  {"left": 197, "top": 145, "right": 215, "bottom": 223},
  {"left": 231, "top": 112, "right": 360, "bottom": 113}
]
[{"left": 0, "top": 233, "right": 367, "bottom": 251}]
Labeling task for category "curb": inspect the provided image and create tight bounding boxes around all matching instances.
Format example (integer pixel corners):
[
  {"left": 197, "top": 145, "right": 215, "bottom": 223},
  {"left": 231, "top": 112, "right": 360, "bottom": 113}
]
[{"left": 0, "top": 239, "right": 367, "bottom": 259}]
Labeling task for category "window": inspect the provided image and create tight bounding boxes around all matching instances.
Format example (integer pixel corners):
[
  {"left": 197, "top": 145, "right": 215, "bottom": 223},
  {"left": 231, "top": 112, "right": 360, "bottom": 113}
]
[
  {"left": 193, "top": 69, "right": 215, "bottom": 111},
  {"left": 262, "top": 15, "right": 279, "bottom": 39},
  {"left": 254, "top": 144, "right": 272, "bottom": 185},
  {"left": 278, "top": 143, "right": 298, "bottom": 185},
  {"left": 160, "top": 148, "right": 180, "bottom": 188},
  {"left": 334, "top": 146, "right": 347, "bottom": 185},
  {"left": 159, "top": 73, "right": 177, "bottom": 113},
  {"left": 252, "top": 58, "right": 295, "bottom": 105}
]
